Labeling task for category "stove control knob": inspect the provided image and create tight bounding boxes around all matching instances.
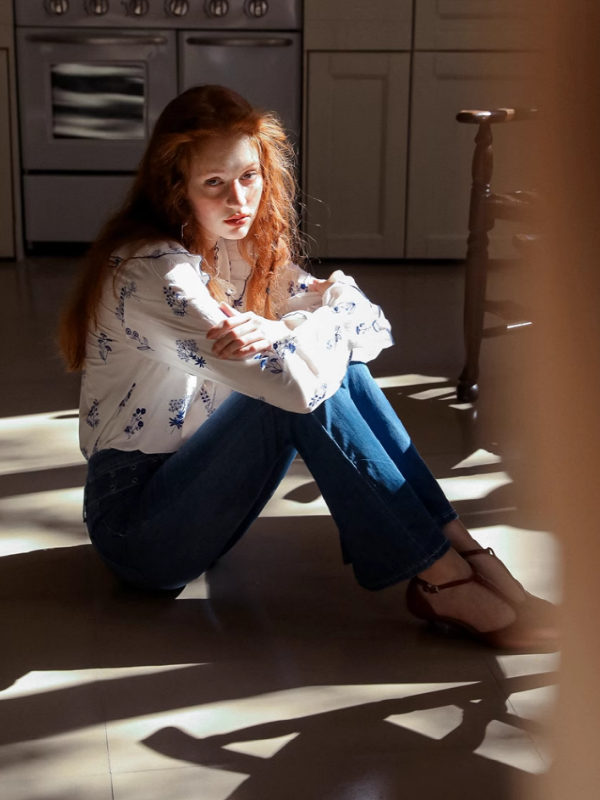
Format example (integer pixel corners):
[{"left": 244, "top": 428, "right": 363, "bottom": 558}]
[
  {"left": 166, "top": 0, "right": 189, "bottom": 16},
  {"left": 125, "top": 0, "right": 149, "bottom": 15},
  {"left": 44, "top": 0, "right": 69, "bottom": 15},
  {"left": 205, "top": 0, "right": 229, "bottom": 18},
  {"left": 245, "top": 0, "right": 268, "bottom": 18},
  {"left": 85, "top": 0, "right": 109, "bottom": 14}
]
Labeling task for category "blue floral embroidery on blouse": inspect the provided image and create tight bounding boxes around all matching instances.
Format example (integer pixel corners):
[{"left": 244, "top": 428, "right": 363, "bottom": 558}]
[
  {"left": 176, "top": 339, "right": 208, "bottom": 369},
  {"left": 288, "top": 278, "right": 310, "bottom": 297},
  {"left": 199, "top": 386, "right": 216, "bottom": 417},
  {"left": 326, "top": 325, "right": 343, "bottom": 350},
  {"left": 273, "top": 336, "right": 297, "bottom": 358},
  {"left": 372, "top": 316, "right": 391, "bottom": 334},
  {"left": 309, "top": 384, "right": 328, "bottom": 408},
  {"left": 168, "top": 397, "right": 192, "bottom": 430},
  {"left": 333, "top": 302, "right": 356, "bottom": 315},
  {"left": 163, "top": 286, "right": 188, "bottom": 317},
  {"left": 125, "top": 328, "right": 154, "bottom": 351},
  {"left": 254, "top": 353, "right": 283, "bottom": 374},
  {"left": 124, "top": 407, "right": 146, "bottom": 438},
  {"left": 118, "top": 382, "right": 136, "bottom": 414},
  {"left": 115, "top": 281, "right": 137, "bottom": 325},
  {"left": 86, "top": 399, "right": 100, "bottom": 429},
  {"left": 97, "top": 333, "right": 114, "bottom": 363}
]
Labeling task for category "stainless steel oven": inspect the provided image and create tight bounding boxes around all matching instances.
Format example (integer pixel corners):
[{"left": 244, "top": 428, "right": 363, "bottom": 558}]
[
  {"left": 180, "top": 29, "right": 301, "bottom": 143},
  {"left": 14, "top": 1, "right": 302, "bottom": 248}
]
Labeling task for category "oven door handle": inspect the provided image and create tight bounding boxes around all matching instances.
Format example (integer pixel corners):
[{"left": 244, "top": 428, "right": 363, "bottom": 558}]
[
  {"left": 185, "top": 36, "right": 293, "bottom": 47},
  {"left": 26, "top": 33, "right": 169, "bottom": 46}
]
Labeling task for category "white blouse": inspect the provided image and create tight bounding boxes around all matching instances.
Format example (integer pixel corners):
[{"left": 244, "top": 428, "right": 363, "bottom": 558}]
[{"left": 79, "top": 239, "right": 393, "bottom": 459}]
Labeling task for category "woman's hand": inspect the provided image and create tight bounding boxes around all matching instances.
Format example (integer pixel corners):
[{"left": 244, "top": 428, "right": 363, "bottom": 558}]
[
  {"left": 308, "top": 269, "right": 345, "bottom": 296},
  {"left": 207, "top": 303, "right": 286, "bottom": 360}
]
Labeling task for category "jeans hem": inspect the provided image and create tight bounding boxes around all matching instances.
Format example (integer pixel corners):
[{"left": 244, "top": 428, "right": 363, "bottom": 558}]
[
  {"left": 356, "top": 537, "right": 452, "bottom": 591},
  {"left": 433, "top": 510, "right": 459, "bottom": 527}
]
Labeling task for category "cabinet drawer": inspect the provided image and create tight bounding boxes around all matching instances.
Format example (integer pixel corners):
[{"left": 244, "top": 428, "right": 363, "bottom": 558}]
[
  {"left": 304, "top": 0, "right": 412, "bottom": 51},
  {"left": 414, "top": 0, "right": 535, "bottom": 51}
]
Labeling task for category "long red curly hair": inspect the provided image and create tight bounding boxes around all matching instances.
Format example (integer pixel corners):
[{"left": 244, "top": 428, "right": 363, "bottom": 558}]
[{"left": 59, "top": 84, "right": 302, "bottom": 371}]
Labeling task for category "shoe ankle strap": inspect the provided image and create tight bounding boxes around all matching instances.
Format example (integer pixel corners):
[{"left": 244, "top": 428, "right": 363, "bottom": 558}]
[
  {"left": 413, "top": 569, "right": 482, "bottom": 594},
  {"left": 413, "top": 565, "right": 515, "bottom": 606}
]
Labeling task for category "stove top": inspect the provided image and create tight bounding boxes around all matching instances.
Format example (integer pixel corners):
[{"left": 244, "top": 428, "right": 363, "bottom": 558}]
[{"left": 15, "top": 0, "right": 302, "bottom": 30}]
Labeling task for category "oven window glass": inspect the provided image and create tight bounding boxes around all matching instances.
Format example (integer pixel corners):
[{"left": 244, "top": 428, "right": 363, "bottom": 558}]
[{"left": 50, "top": 63, "right": 146, "bottom": 140}]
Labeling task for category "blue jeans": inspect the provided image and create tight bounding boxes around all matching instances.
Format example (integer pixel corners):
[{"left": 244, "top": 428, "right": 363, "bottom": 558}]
[{"left": 84, "top": 363, "right": 456, "bottom": 591}]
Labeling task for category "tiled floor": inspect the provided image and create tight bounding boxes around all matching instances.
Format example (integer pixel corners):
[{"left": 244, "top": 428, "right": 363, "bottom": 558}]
[{"left": 0, "top": 256, "right": 559, "bottom": 800}]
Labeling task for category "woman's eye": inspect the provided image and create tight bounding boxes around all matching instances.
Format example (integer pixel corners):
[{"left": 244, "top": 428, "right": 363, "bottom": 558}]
[
  {"left": 205, "top": 178, "right": 221, "bottom": 187},
  {"left": 242, "top": 171, "right": 257, "bottom": 181}
]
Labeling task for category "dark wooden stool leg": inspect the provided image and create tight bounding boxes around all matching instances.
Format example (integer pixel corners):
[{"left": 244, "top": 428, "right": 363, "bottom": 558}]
[{"left": 457, "top": 121, "right": 495, "bottom": 402}]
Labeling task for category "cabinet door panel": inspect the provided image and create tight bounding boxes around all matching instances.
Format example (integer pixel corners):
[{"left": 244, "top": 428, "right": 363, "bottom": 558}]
[
  {"left": 306, "top": 52, "right": 409, "bottom": 259},
  {"left": 304, "top": 0, "right": 413, "bottom": 51},
  {"left": 406, "top": 52, "right": 540, "bottom": 259},
  {"left": 414, "top": 0, "right": 535, "bottom": 51},
  {"left": 0, "top": 48, "right": 13, "bottom": 258}
]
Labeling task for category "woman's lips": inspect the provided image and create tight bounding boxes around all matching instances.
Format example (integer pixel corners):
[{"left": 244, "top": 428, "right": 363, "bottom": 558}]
[{"left": 224, "top": 215, "right": 250, "bottom": 227}]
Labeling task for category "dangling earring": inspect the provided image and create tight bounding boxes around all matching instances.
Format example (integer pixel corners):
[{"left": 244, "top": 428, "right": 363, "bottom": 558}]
[
  {"left": 213, "top": 241, "right": 219, "bottom": 271},
  {"left": 180, "top": 221, "right": 188, "bottom": 246}
]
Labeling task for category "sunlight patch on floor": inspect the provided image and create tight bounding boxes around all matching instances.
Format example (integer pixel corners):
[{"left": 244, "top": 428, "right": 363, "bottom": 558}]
[
  {"left": 468, "top": 526, "right": 561, "bottom": 603},
  {"left": 437, "top": 472, "right": 513, "bottom": 502},
  {"left": 104, "top": 681, "right": 479, "bottom": 775},
  {"left": 223, "top": 732, "right": 300, "bottom": 759},
  {"left": 0, "top": 487, "right": 86, "bottom": 555},
  {"left": 0, "top": 409, "right": 83, "bottom": 475},
  {"left": 0, "top": 665, "right": 207, "bottom": 700},
  {"left": 453, "top": 449, "right": 503, "bottom": 470},
  {"left": 408, "top": 387, "right": 457, "bottom": 401},
  {"left": 385, "top": 705, "right": 463, "bottom": 740},
  {"left": 374, "top": 374, "right": 449, "bottom": 389},
  {"left": 474, "top": 720, "right": 547, "bottom": 774}
]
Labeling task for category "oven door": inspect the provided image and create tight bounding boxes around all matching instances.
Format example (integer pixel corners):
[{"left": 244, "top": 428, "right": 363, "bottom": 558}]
[
  {"left": 179, "top": 31, "right": 301, "bottom": 143},
  {"left": 16, "top": 28, "right": 177, "bottom": 172}
]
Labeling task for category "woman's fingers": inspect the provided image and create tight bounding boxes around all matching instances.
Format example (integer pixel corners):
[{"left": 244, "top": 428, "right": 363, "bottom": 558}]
[
  {"left": 210, "top": 322, "right": 263, "bottom": 355},
  {"left": 207, "top": 306, "right": 282, "bottom": 360},
  {"left": 207, "top": 312, "right": 254, "bottom": 340},
  {"left": 215, "top": 336, "right": 271, "bottom": 360}
]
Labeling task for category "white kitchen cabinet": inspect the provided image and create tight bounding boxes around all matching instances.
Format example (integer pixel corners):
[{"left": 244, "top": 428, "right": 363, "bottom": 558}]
[
  {"left": 305, "top": 52, "right": 410, "bottom": 259},
  {"left": 414, "top": 0, "right": 535, "bottom": 52},
  {"left": 304, "top": 0, "right": 412, "bottom": 51},
  {"left": 406, "top": 51, "right": 540, "bottom": 259},
  {"left": 0, "top": 47, "right": 13, "bottom": 258}
]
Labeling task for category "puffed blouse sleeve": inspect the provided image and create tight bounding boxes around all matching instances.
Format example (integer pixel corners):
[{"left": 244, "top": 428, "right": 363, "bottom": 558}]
[{"left": 279, "top": 262, "right": 394, "bottom": 364}]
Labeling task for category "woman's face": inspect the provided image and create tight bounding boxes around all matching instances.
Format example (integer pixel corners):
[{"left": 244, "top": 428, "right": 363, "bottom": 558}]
[{"left": 187, "top": 134, "right": 263, "bottom": 246}]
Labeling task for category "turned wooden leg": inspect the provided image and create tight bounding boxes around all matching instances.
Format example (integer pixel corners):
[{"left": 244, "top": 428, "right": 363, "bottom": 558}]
[{"left": 457, "top": 121, "right": 495, "bottom": 403}]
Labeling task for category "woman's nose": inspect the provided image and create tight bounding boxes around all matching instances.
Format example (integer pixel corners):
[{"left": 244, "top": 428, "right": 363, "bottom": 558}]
[{"left": 228, "top": 180, "right": 246, "bottom": 208}]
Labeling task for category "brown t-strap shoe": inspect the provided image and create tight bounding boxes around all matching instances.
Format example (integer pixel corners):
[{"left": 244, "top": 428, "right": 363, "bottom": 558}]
[
  {"left": 406, "top": 567, "right": 559, "bottom": 652},
  {"left": 459, "top": 546, "right": 559, "bottom": 630}
]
